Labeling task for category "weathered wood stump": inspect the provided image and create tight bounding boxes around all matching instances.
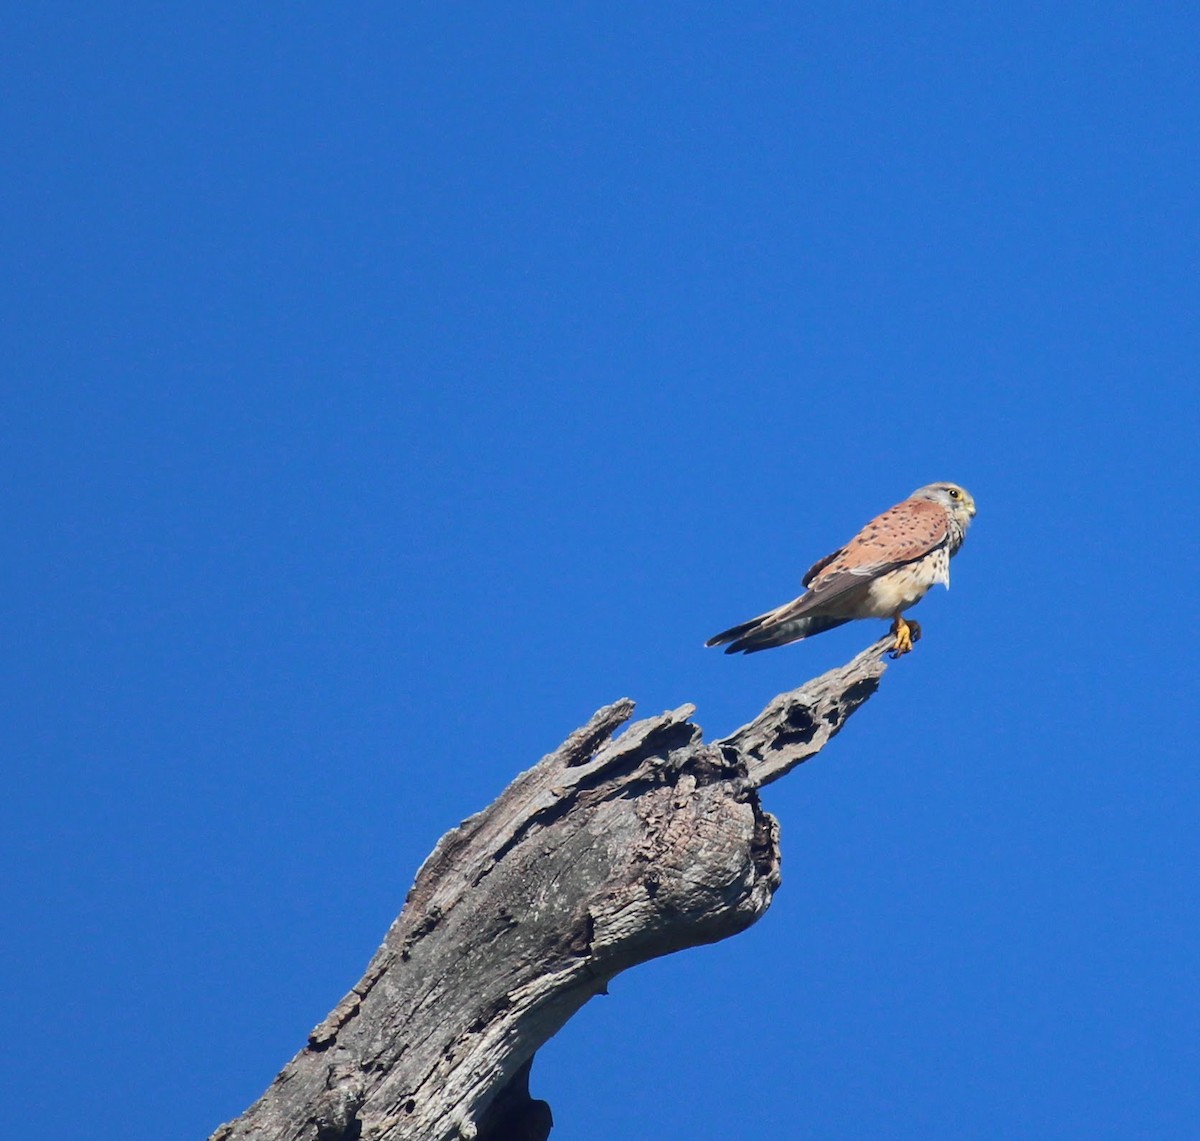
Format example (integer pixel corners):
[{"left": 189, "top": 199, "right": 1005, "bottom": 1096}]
[{"left": 211, "top": 636, "right": 894, "bottom": 1141}]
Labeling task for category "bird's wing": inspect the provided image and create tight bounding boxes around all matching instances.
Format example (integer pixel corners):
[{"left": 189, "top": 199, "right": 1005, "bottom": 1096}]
[
  {"left": 759, "top": 499, "right": 951, "bottom": 626},
  {"left": 801, "top": 547, "right": 845, "bottom": 587}
]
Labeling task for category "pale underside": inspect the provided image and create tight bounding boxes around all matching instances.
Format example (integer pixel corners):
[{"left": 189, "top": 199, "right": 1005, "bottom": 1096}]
[{"left": 829, "top": 544, "right": 950, "bottom": 620}]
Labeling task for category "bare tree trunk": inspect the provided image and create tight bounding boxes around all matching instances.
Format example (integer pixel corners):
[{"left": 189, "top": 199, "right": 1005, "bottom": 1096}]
[{"left": 210, "top": 636, "right": 895, "bottom": 1141}]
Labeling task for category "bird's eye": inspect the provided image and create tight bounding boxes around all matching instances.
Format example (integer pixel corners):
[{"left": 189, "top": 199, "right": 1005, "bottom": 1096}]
[{"left": 948, "top": 488, "right": 960, "bottom": 499}]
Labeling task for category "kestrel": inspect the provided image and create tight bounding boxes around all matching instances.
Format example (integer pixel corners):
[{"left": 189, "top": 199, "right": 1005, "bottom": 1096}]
[{"left": 706, "top": 482, "right": 976, "bottom": 658}]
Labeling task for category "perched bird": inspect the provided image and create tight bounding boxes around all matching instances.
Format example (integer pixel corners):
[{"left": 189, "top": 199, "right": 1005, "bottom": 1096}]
[{"left": 706, "top": 482, "right": 976, "bottom": 658}]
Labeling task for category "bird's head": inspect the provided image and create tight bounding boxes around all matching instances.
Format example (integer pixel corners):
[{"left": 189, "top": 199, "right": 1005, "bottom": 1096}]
[{"left": 911, "top": 481, "right": 976, "bottom": 524}]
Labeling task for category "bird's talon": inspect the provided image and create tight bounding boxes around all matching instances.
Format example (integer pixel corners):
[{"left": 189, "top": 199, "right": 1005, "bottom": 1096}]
[{"left": 889, "top": 615, "right": 916, "bottom": 658}]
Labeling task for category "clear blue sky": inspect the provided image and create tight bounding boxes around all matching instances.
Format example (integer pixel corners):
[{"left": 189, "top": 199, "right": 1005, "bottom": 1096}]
[{"left": 5, "top": 5, "right": 1199, "bottom": 1138}]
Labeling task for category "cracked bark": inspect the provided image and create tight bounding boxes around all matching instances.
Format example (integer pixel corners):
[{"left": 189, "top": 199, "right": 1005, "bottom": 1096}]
[{"left": 209, "top": 635, "right": 895, "bottom": 1141}]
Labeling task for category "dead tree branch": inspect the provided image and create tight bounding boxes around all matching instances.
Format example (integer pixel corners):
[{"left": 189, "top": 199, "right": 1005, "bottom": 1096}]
[{"left": 210, "top": 635, "right": 894, "bottom": 1141}]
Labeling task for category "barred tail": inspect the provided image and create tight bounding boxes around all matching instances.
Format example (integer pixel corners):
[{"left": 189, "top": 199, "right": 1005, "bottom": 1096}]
[{"left": 706, "top": 613, "right": 851, "bottom": 655}]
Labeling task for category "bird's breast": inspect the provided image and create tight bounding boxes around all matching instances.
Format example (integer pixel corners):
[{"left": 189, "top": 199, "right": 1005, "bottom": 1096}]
[{"left": 859, "top": 560, "right": 942, "bottom": 616}]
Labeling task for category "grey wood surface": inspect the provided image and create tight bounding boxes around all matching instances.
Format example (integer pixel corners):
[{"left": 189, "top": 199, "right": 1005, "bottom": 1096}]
[{"left": 211, "top": 636, "right": 894, "bottom": 1141}]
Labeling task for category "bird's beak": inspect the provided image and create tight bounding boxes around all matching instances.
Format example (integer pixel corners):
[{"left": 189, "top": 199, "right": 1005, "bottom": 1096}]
[{"left": 967, "top": 500, "right": 977, "bottom": 517}]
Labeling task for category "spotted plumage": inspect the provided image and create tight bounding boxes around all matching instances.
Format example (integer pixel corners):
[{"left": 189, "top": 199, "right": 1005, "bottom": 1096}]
[{"left": 706, "top": 482, "right": 976, "bottom": 657}]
